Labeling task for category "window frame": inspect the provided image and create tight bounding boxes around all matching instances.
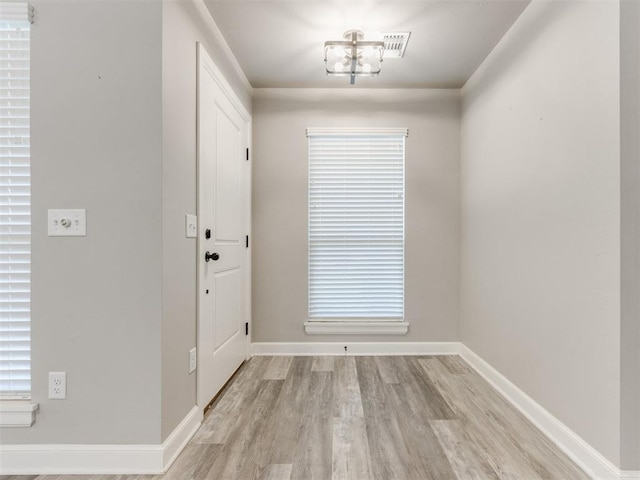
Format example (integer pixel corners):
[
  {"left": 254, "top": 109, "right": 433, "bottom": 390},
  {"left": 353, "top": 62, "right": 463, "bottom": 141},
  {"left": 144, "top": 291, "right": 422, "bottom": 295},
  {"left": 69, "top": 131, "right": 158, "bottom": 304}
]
[{"left": 305, "top": 127, "right": 409, "bottom": 335}]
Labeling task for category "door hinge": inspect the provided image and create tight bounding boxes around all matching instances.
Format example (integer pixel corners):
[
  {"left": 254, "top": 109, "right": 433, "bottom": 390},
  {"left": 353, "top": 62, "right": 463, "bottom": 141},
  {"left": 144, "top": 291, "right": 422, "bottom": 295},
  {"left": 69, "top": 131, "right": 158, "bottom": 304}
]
[
  {"left": 246, "top": 148, "right": 249, "bottom": 161},
  {"left": 245, "top": 235, "right": 249, "bottom": 248},
  {"left": 245, "top": 322, "right": 249, "bottom": 336}
]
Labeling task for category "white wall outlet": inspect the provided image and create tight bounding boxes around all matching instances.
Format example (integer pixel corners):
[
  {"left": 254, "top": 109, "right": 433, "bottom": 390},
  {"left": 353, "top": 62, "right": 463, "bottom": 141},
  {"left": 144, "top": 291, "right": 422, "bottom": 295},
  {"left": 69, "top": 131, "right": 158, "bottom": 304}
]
[
  {"left": 48, "top": 209, "right": 86, "bottom": 236},
  {"left": 189, "top": 347, "right": 197, "bottom": 374},
  {"left": 48, "top": 371, "right": 67, "bottom": 399},
  {"left": 185, "top": 214, "right": 197, "bottom": 238}
]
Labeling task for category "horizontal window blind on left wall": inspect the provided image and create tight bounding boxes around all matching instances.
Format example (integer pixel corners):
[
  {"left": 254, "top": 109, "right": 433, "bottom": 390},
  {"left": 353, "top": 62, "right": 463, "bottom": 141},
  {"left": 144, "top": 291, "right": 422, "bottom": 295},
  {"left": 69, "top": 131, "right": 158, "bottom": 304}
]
[{"left": 0, "top": 2, "right": 31, "bottom": 399}]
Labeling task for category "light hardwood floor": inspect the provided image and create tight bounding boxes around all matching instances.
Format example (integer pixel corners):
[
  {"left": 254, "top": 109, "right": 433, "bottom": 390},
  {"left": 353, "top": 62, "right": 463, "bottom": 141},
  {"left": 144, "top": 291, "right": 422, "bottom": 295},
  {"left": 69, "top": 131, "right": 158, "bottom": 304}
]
[{"left": 2, "top": 355, "right": 590, "bottom": 480}]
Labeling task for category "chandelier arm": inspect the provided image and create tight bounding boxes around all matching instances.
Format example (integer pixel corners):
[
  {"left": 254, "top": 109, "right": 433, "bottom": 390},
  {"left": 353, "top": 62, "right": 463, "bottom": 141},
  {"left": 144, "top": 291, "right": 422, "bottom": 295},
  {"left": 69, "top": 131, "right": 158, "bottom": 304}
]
[
  {"left": 350, "top": 30, "right": 358, "bottom": 85},
  {"left": 356, "top": 41, "right": 385, "bottom": 47},
  {"left": 324, "top": 40, "right": 351, "bottom": 47}
]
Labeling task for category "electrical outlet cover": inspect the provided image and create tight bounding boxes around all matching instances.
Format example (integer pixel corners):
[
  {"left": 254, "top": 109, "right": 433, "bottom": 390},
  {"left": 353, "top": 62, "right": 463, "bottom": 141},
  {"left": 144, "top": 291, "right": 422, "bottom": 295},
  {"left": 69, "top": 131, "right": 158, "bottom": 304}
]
[{"left": 48, "top": 371, "right": 67, "bottom": 399}]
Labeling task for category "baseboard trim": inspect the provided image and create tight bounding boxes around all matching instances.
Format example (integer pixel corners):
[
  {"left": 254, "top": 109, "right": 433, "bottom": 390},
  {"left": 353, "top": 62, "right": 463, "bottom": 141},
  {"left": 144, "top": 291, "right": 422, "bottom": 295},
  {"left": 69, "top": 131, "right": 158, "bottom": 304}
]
[
  {"left": 0, "top": 444, "right": 162, "bottom": 475},
  {"left": 251, "top": 341, "right": 460, "bottom": 356},
  {"left": 460, "top": 344, "right": 636, "bottom": 480},
  {"left": 161, "top": 405, "right": 202, "bottom": 472},
  {"left": 0, "top": 405, "right": 202, "bottom": 475}
]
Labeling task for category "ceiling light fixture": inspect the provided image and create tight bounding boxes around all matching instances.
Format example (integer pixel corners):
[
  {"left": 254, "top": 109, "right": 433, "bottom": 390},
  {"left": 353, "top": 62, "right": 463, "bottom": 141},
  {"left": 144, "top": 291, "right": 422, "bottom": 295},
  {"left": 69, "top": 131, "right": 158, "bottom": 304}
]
[{"left": 324, "top": 30, "right": 384, "bottom": 85}]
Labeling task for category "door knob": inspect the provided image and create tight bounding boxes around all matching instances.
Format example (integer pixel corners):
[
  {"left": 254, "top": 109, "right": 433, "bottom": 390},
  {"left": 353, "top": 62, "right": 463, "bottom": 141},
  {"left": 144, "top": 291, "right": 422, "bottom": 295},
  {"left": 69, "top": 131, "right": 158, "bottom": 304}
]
[{"left": 205, "top": 251, "right": 219, "bottom": 262}]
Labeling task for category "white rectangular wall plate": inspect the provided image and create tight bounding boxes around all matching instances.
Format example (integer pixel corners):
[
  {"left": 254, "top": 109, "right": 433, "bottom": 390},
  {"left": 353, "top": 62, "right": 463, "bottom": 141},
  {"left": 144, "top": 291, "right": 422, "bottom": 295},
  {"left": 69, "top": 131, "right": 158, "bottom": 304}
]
[
  {"left": 48, "top": 371, "right": 67, "bottom": 399},
  {"left": 185, "top": 214, "right": 197, "bottom": 238},
  {"left": 48, "top": 209, "right": 86, "bottom": 236}
]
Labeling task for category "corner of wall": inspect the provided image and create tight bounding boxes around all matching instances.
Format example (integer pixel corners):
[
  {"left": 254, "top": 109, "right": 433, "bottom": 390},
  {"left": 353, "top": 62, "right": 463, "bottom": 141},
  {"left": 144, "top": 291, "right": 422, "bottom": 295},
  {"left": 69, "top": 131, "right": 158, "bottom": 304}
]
[{"left": 620, "top": 0, "right": 640, "bottom": 470}]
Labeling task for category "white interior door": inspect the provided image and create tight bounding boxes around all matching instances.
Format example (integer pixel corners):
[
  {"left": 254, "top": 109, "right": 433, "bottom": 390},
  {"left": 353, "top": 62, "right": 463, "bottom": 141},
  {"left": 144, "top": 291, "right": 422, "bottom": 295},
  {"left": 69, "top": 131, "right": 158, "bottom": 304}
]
[{"left": 197, "top": 43, "right": 250, "bottom": 409}]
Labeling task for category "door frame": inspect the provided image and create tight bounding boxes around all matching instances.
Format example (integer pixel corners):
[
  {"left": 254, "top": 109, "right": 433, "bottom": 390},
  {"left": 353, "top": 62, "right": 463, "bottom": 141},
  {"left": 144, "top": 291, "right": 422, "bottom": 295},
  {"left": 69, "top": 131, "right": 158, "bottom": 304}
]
[{"left": 196, "top": 42, "right": 252, "bottom": 410}]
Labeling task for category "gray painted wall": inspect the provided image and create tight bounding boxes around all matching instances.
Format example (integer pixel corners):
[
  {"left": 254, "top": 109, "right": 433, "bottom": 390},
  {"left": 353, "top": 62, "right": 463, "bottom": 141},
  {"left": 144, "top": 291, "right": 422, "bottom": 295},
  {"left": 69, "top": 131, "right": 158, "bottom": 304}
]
[
  {"left": 252, "top": 89, "right": 460, "bottom": 344},
  {"left": 3, "top": 0, "right": 253, "bottom": 446},
  {"left": 620, "top": 0, "right": 640, "bottom": 470},
  {"left": 461, "top": 0, "right": 621, "bottom": 466},
  {"left": 4, "top": 0, "right": 164, "bottom": 444},
  {"left": 161, "top": 0, "right": 252, "bottom": 441}
]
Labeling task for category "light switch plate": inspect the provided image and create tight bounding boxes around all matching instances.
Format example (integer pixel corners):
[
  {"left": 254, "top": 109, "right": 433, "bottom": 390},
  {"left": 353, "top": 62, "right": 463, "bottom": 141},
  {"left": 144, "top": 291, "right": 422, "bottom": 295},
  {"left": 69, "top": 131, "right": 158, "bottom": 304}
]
[
  {"left": 48, "top": 209, "right": 86, "bottom": 236},
  {"left": 186, "top": 214, "right": 197, "bottom": 238}
]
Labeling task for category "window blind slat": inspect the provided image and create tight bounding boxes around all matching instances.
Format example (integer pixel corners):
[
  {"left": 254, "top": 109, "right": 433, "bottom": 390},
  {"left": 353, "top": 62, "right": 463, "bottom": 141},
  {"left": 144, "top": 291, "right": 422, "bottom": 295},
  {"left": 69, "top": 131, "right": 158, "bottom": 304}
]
[
  {"left": 308, "top": 133, "right": 405, "bottom": 321},
  {"left": 0, "top": 9, "right": 30, "bottom": 399}
]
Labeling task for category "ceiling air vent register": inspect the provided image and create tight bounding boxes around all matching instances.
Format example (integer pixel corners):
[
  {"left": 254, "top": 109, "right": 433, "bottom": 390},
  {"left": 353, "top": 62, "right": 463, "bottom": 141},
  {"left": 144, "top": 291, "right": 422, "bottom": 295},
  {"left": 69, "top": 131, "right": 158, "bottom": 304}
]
[{"left": 382, "top": 32, "right": 411, "bottom": 59}]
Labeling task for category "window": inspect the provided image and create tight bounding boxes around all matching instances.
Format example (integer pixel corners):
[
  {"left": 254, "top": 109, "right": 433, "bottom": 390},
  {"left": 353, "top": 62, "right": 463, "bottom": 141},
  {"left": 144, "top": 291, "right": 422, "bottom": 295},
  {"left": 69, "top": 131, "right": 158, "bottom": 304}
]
[
  {"left": 306, "top": 128, "right": 408, "bottom": 335},
  {"left": 0, "top": 2, "right": 31, "bottom": 400}
]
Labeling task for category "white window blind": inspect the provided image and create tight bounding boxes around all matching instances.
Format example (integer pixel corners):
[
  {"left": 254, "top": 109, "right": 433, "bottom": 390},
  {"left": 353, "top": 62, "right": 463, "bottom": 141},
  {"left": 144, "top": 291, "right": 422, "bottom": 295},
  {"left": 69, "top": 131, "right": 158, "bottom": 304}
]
[
  {"left": 307, "top": 128, "right": 406, "bottom": 321},
  {"left": 0, "top": 2, "right": 31, "bottom": 399}
]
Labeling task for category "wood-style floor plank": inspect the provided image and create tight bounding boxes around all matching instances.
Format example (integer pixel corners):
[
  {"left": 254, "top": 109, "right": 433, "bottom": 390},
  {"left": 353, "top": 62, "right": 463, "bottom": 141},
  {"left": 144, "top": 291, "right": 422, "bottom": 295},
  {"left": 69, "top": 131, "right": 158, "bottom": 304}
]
[
  {"left": 311, "top": 356, "right": 334, "bottom": 372},
  {"left": 457, "top": 369, "right": 589, "bottom": 480},
  {"left": 257, "top": 357, "right": 313, "bottom": 467},
  {"left": 332, "top": 417, "right": 373, "bottom": 480},
  {"left": 431, "top": 419, "right": 501, "bottom": 480},
  {"left": 355, "top": 356, "right": 393, "bottom": 418},
  {"left": 364, "top": 413, "right": 414, "bottom": 480},
  {"left": 14, "top": 355, "right": 590, "bottom": 480},
  {"left": 387, "top": 383, "right": 459, "bottom": 480},
  {"left": 262, "top": 356, "right": 293, "bottom": 380},
  {"left": 420, "top": 357, "right": 544, "bottom": 479},
  {"left": 438, "top": 354, "right": 472, "bottom": 374},
  {"left": 373, "top": 356, "right": 400, "bottom": 384},
  {"left": 419, "top": 357, "right": 590, "bottom": 480},
  {"left": 332, "top": 357, "right": 364, "bottom": 418},
  {"left": 162, "top": 444, "right": 220, "bottom": 480},
  {"left": 290, "top": 416, "right": 333, "bottom": 480},
  {"left": 204, "top": 379, "right": 284, "bottom": 480},
  {"left": 290, "top": 371, "right": 334, "bottom": 480},
  {"left": 256, "top": 464, "right": 292, "bottom": 480},
  {"left": 403, "top": 356, "right": 457, "bottom": 419},
  {"left": 191, "top": 356, "right": 268, "bottom": 445}
]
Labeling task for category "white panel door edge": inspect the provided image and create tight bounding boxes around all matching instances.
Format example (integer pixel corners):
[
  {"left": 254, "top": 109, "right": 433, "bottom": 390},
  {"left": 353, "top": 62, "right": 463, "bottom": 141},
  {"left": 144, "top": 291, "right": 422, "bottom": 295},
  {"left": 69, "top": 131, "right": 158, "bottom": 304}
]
[{"left": 196, "top": 42, "right": 251, "bottom": 410}]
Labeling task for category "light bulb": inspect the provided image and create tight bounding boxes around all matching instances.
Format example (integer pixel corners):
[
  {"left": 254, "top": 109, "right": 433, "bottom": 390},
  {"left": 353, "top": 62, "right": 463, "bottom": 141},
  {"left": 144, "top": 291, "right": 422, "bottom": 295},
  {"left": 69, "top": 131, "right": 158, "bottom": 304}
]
[
  {"left": 333, "top": 46, "right": 347, "bottom": 58},
  {"left": 334, "top": 61, "right": 345, "bottom": 72},
  {"left": 362, "top": 63, "right": 372, "bottom": 73},
  {"left": 362, "top": 46, "right": 375, "bottom": 56}
]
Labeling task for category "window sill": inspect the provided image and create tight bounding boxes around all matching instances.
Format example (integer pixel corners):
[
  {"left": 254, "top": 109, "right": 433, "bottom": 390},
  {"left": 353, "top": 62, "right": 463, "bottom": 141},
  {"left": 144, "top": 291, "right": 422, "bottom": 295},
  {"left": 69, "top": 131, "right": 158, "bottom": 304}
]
[
  {"left": 304, "top": 321, "right": 409, "bottom": 335},
  {"left": 0, "top": 401, "right": 39, "bottom": 427}
]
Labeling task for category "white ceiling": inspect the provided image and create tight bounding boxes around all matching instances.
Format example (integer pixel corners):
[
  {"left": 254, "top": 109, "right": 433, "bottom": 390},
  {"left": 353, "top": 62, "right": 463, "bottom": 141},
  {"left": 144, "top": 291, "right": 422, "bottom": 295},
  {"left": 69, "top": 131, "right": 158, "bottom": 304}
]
[{"left": 203, "top": 0, "right": 531, "bottom": 89}]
